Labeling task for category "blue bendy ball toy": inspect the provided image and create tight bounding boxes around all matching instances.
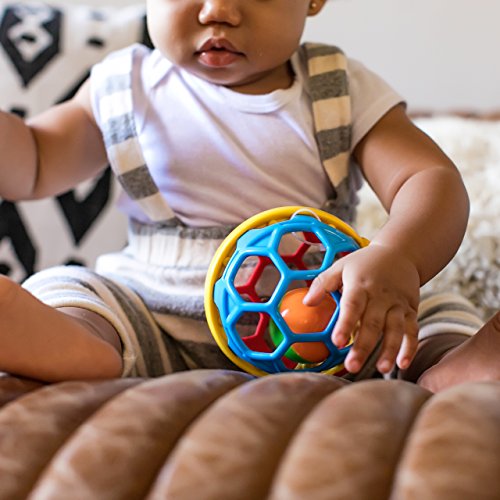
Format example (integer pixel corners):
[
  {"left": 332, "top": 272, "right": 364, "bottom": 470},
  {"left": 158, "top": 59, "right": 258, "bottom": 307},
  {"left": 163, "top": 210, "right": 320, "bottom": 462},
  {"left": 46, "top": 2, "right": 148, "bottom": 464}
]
[{"left": 204, "top": 206, "right": 369, "bottom": 376}]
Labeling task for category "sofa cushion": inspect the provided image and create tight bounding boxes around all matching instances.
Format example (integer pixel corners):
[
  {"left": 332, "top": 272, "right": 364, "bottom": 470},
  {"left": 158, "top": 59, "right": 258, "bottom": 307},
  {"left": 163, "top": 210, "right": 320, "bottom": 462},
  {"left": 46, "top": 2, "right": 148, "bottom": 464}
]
[
  {"left": 2, "top": 371, "right": 500, "bottom": 499},
  {"left": 0, "top": 1, "right": 148, "bottom": 281}
]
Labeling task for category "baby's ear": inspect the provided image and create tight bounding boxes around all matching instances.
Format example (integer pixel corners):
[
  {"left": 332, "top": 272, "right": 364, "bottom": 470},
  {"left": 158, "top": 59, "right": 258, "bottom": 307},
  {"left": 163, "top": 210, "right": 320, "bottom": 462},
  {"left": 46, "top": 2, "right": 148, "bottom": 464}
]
[{"left": 308, "top": 0, "right": 327, "bottom": 17}]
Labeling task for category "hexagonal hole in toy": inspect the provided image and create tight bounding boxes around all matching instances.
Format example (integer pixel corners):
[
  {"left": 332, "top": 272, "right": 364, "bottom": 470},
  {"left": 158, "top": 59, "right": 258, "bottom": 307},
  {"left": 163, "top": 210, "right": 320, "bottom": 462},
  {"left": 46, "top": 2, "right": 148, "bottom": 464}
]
[
  {"left": 277, "top": 231, "right": 327, "bottom": 273},
  {"left": 234, "top": 255, "right": 281, "bottom": 303},
  {"left": 235, "top": 311, "right": 276, "bottom": 354}
]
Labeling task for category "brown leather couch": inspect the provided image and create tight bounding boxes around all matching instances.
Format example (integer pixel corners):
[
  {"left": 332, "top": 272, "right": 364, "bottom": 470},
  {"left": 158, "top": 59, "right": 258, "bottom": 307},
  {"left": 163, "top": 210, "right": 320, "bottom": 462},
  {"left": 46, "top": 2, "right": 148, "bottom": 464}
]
[{"left": 1, "top": 371, "right": 499, "bottom": 499}]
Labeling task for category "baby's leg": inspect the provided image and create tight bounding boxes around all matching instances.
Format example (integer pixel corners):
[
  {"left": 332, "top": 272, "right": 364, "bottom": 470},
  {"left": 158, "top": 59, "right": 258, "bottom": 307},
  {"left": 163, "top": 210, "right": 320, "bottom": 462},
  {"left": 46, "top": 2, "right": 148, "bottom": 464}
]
[
  {"left": 22, "top": 264, "right": 175, "bottom": 379},
  {"left": 397, "top": 292, "right": 500, "bottom": 392},
  {"left": 417, "top": 312, "right": 500, "bottom": 392},
  {"left": 397, "top": 332, "right": 469, "bottom": 384},
  {"left": 0, "top": 276, "right": 122, "bottom": 382}
]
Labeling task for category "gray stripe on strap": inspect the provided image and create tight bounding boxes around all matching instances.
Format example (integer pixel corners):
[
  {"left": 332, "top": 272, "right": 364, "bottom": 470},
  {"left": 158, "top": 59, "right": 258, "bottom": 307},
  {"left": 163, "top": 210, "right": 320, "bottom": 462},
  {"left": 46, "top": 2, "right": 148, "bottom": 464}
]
[
  {"left": 321, "top": 178, "right": 358, "bottom": 224},
  {"left": 117, "top": 166, "right": 159, "bottom": 199},
  {"left": 101, "top": 74, "right": 130, "bottom": 95},
  {"left": 102, "top": 113, "right": 136, "bottom": 147},
  {"left": 316, "top": 126, "right": 351, "bottom": 161},
  {"left": 309, "top": 70, "right": 348, "bottom": 101}
]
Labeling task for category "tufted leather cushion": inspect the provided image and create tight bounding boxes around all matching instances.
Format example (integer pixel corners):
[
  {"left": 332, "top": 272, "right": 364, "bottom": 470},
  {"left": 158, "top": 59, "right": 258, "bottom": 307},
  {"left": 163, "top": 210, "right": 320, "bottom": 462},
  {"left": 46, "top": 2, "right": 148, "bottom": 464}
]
[{"left": 0, "top": 371, "right": 499, "bottom": 499}]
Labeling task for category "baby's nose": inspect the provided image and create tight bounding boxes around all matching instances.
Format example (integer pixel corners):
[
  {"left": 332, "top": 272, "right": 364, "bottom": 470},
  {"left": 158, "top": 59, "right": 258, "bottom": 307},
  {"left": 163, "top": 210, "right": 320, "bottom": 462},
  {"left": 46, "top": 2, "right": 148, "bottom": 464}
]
[{"left": 198, "top": 0, "right": 242, "bottom": 26}]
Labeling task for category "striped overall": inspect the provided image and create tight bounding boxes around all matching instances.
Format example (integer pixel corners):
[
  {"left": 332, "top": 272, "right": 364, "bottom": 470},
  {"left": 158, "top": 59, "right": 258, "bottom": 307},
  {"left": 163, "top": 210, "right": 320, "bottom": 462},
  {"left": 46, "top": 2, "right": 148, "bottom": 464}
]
[{"left": 22, "top": 44, "right": 483, "bottom": 378}]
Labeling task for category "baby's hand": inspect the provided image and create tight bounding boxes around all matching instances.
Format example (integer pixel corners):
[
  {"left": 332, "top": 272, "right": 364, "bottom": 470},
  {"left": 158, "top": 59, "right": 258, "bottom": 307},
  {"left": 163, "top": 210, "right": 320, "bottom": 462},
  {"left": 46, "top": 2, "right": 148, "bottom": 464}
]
[{"left": 303, "top": 244, "right": 420, "bottom": 374}]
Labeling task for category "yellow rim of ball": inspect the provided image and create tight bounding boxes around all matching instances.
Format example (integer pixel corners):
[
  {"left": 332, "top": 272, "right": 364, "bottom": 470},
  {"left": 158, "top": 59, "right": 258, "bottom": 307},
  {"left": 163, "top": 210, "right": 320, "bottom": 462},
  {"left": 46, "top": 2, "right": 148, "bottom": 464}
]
[{"left": 204, "top": 206, "right": 369, "bottom": 377}]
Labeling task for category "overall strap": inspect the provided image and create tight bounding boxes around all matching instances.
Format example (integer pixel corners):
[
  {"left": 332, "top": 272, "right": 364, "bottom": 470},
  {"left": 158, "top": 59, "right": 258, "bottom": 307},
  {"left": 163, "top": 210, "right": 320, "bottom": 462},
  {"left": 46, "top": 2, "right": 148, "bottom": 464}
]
[
  {"left": 302, "top": 43, "right": 352, "bottom": 192},
  {"left": 93, "top": 46, "right": 175, "bottom": 223}
]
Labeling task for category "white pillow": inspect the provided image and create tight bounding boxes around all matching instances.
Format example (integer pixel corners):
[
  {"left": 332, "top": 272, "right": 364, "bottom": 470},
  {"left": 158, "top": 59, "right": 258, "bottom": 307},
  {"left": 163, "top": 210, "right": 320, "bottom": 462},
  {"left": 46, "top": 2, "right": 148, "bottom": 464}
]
[{"left": 0, "top": 1, "right": 147, "bottom": 281}]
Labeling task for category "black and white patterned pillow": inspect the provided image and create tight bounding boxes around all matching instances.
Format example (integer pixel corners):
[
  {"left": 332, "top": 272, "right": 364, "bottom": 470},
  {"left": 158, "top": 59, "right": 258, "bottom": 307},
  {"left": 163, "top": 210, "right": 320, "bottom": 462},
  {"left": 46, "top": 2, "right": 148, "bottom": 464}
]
[{"left": 0, "top": 1, "right": 149, "bottom": 281}]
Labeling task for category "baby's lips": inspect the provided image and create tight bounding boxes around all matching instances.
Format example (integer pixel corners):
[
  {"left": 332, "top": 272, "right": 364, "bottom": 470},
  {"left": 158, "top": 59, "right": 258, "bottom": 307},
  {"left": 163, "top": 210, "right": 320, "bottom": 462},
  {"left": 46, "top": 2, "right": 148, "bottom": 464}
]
[{"left": 197, "top": 37, "right": 241, "bottom": 54}]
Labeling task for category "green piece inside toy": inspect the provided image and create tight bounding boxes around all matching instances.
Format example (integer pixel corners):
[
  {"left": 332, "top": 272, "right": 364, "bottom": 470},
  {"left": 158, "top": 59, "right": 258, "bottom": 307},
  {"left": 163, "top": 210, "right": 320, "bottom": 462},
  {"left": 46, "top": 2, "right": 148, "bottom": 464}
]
[{"left": 268, "top": 318, "right": 311, "bottom": 364}]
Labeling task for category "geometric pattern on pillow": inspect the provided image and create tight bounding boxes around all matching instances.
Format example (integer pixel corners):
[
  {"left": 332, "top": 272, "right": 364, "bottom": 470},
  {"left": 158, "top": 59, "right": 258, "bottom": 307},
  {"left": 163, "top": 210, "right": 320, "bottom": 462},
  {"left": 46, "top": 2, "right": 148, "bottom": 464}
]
[{"left": 0, "top": 2, "right": 150, "bottom": 281}]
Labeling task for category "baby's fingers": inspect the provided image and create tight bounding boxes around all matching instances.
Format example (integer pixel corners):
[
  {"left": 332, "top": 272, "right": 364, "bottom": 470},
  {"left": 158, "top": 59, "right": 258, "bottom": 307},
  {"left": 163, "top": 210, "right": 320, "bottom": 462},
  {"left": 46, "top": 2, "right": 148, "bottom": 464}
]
[
  {"left": 331, "top": 288, "right": 368, "bottom": 351},
  {"left": 396, "top": 311, "right": 419, "bottom": 370},
  {"left": 376, "top": 306, "right": 406, "bottom": 374},
  {"left": 342, "top": 297, "right": 386, "bottom": 373}
]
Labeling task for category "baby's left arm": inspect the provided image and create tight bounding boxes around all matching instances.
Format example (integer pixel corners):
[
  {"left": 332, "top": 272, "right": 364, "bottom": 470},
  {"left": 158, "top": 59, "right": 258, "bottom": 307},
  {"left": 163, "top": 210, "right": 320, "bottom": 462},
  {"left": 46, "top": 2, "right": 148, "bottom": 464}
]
[{"left": 304, "top": 104, "right": 469, "bottom": 375}]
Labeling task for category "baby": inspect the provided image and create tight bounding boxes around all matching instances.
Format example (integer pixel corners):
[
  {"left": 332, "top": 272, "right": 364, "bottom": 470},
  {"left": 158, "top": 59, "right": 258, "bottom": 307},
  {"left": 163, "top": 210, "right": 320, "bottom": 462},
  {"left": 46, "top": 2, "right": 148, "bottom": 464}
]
[{"left": 0, "top": 0, "right": 498, "bottom": 392}]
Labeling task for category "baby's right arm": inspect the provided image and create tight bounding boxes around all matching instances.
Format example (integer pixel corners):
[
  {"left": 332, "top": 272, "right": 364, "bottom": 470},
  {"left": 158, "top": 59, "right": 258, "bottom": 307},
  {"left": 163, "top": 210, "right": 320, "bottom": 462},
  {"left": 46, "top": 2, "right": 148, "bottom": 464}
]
[{"left": 0, "top": 80, "right": 108, "bottom": 202}]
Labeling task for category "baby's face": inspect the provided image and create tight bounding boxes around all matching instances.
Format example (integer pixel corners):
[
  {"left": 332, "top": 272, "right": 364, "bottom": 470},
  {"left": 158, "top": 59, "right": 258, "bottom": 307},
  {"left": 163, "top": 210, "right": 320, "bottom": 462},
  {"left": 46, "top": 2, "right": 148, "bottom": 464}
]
[{"left": 146, "top": 0, "right": 325, "bottom": 94}]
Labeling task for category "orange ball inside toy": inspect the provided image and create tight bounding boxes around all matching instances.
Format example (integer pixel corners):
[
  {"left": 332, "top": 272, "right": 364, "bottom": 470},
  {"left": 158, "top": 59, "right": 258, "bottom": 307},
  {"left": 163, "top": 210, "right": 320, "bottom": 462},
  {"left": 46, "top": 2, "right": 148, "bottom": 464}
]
[{"left": 279, "top": 287, "right": 336, "bottom": 363}]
